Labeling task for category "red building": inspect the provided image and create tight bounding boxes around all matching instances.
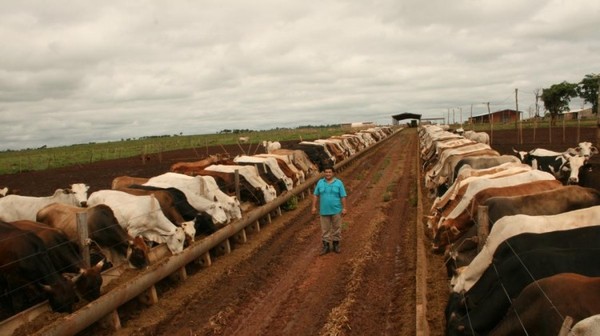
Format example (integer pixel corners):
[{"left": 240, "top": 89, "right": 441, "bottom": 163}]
[{"left": 468, "top": 109, "right": 520, "bottom": 124}]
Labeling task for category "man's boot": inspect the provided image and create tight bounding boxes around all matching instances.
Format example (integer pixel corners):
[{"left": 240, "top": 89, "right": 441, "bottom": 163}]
[
  {"left": 320, "top": 241, "right": 330, "bottom": 255},
  {"left": 332, "top": 241, "right": 341, "bottom": 253}
]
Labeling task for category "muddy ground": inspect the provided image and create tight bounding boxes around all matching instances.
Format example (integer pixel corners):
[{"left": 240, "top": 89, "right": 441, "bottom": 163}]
[{"left": 1, "top": 126, "right": 599, "bottom": 336}]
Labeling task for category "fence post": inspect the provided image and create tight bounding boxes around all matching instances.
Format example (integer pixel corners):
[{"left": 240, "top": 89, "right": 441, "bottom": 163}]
[{"left": 76, "top": 212, "right": 91, "bottom": 268}]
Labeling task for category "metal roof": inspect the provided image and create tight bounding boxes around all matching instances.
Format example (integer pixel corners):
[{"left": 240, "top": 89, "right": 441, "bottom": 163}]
[{"left": 391, "top": 113, "right": 422, "bottom": 121}]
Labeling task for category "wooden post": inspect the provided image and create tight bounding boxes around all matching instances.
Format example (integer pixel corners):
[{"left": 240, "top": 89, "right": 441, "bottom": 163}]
[
  {"left": 99, "top": 310, "right": 122, "bottom": 331},
  {"left": 137, "top": 286, "right": 158, "bottom": 306},
  {"left": 76, "top": 212, "right": 90, "bottom": 268},
  {"left": 476, "top": 206, "right": 489, "bottom": 252},
  {"left": 234, "top": 169, "right": 241, "bottom": 202}
]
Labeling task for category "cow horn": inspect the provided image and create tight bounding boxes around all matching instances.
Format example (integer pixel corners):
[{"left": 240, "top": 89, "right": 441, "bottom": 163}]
[{"left": 93, "top": 259, "right": 105, "bottom": 271}]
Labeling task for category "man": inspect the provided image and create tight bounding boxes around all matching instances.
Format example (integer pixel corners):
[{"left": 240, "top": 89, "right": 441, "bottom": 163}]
[{"left": 311, "top": 165, "right": 347, "bottom": 255}]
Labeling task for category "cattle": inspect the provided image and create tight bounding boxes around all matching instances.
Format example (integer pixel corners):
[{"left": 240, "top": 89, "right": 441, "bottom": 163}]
[
  {"left": 262, "top": 140, "right": 281, "bottom": 153},
  {"left": 111, "top": 175, "right": 150, "bottom": 190},
  {"left": 124, "top": 184, "right": 218, "bottom": 234},
  {"left": 114, "top": 186, "right": 197, "bottom": 244},
  {"left": 450, "top": 155, "right": 521, "bottom": 187},
  {"left": 8, "top": 220, "right": 104, "bottom": 302},
  {"left": 87, "top": 190, "right": 186, "bottom": 254},
  {"left": 463, "top": 130, "right": 490, "bottom": 144},
  {"left": 489, "top": 273, "right": 600, "bottom": 336},
  {"left": 572, "top": 314, "right": 600, "bottom": 336},
  {"left": 0, "top": 221, "right": 78, "bottom": 314},
  {"left": 196, "top": 176, "right": 242, "bottom": 220},
  {"left": 193, "top": 169, "right": 267, "bottom": 205},
  {"left": 433, "top": 178, "right": 561, "bottom": 254},
  {"left": 292, "top": 141, "right": 336, "bottom": 171},
  {"left": 424, "top": 143, "right": 499, "bottom": 193},
  {"left": 0, "top": 186, "right": 19, "bottom": 197},
  {"left": 233, "top": 155, "right": 293, "bottom": 193},
  {"left": 428, "top": 169, "right": 556, "bottom": 245},
  {"left": 514, "top": 147, "right": 592, "bottom": 184},
  {"left": 204, "top": 164, "right": 277, "bottom": 203},
  {"left": 270, "top": 149, "right": 319, "bottom": 177},
  {"left": 567, "top": 141, "right": 599, "bottom": 158},
  {"left": 446, "top": 247, "right": 600, "bottom": 336},
  {"left": 485, "top": 185, "right": 600, "bottom": 224},
  {"left": 256, "top": 153, "right": 305, "bottom": 186},
  {"left": 0, "top": 183, "right": 89, "bottom": 222},
  {"left": 169, "top": 154, "right": 230, "bottom": 175},
  {"left": 143, "top": 172, "right": 230, "bottom": 225},
  {"left": 314, "top": 139, "right": 348, "bottom": 161},
  {"left": 37, "top": 203, "right": 150, "bottom": 269},
  {"left": 238, "top": 136, "right": 250, "bottom": 144},
  {"left": 444, "top": 183, "right": 598, "bottom": 275},
  {"left": 451, "top": 205, "right": 600, "bottom": 294}
]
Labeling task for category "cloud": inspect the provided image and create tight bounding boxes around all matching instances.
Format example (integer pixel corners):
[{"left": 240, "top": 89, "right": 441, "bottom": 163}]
[{"left": 0, "top": 0, "right": 599, "bottom": 150}]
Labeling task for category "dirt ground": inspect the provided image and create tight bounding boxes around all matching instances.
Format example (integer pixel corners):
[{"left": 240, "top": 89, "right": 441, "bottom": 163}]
[{"left": 1, "top": 126, "right": 599, "bottom": 336}]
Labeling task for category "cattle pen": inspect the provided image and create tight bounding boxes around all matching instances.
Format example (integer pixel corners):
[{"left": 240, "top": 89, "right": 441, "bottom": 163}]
[{"left": 0, "top": 127, "right": 438, "bottom": 336}]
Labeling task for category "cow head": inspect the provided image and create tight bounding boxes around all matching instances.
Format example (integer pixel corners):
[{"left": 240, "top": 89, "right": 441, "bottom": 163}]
[
  {"left": 512, "top": 148, "right": 528, "bottom": 162},
  {"left": 165, "top": 227, "right": 186, "bottom": 254},
  {"left": 69, "top": 260, "right": 104, "bottom": 301},
  {"left": 68, "top": 183, "right": 90, "bottom": 207},
  {"left": 561, "top": 154, "right": 590, "bottom": 184},
  {"left": 574, "top": 141, "right": 599, "bottom": 158},
  {"left": 180, "top": 220, "right": 196, "bottom": 247},
  {"left": 127, "top": 236, "right": 150, "bottom": 269},
  {"left": 40, "top": 275, "right": 78, "bottom": 313}
]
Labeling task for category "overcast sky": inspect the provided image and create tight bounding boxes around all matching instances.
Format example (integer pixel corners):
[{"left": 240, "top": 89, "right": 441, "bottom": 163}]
[{"left": 1, "top": 1, "right": 599, "bottom": 150}]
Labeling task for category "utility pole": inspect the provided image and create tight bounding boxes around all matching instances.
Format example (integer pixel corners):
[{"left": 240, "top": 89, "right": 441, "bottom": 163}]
[
  {"left": 470, "top": 104, "right": 473, "bottom": 130},
  {"left": 516, "top": 88, "right": 522, "bottom": 144},
  {"left": 447, "top": 108, "right": 450, "bottom": 125},
  {"left": 486, "top": 102, "right": 492, "bottom": 144}
]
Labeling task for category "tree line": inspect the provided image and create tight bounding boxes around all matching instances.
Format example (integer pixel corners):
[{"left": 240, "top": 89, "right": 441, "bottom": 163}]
[{"left": 542, "top": 73, "right": 599, "bottom": 125}]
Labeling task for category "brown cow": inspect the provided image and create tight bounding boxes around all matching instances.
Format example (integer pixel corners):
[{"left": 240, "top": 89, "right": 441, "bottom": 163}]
[
  {"left": 169, "top": 154, "right": 232, "bottom": 175},
  {"left": 37, "top": 203, "right": 150, "bottom": 269},
  {"left": 111, "top": 176, "right": 150, "bottom": 190}
]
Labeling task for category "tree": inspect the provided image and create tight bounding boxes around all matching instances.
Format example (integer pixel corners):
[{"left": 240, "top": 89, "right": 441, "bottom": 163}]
[
  {"left": 577, "top": 73, "right": 599, "bottom": 114},
  {"left": 541, "top": 81, "right": 578, "bottom": 125}
]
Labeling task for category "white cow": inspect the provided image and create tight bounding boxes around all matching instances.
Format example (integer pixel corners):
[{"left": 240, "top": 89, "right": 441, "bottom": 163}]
[
  {"left": 234, "top": 155, "right": 294, "bottom": 191},
  {"left": 451, "top": 205, "right": 600, "bottom": 293},
  {"left": 143, "top": 172, "right": 230, "bottom": 225},
  {"left": 204, "top": 164, "right": 277, "bottom": 203},
  {"left": 198, "top": 175, "right": 242, "bottom": 221},
  {"left": 87, "top": 190, "right": 186, "bottom": 254},
  {"left": 262, "top": 140, "right": 281, "bottom": 154},
  {"left": 0, "top": 183, "right": 89, "bottom": 222},
  {"left": 256, "top": 153, "right": 305, "bottom": 185}
]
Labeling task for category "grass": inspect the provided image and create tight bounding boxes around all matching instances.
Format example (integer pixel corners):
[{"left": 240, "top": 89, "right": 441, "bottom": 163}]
[{"left": 0, "top": 126, "right": 353, "bottom": 175}]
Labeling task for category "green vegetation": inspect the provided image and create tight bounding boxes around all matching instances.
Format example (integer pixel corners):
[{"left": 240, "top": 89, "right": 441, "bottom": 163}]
[{"left": 0, "top": 125, "right": 350, "bottom": 175}]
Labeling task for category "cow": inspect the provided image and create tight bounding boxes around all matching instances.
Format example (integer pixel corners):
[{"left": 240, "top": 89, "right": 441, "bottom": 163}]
[
  {"left": 7, "top": 220, "right": 104, "bottom": 302},
  {"left": 446, "top": 247, "right": 600, "bottom": 336},
  {"left": 444, "top": 183, "right": 599, "bottom": 276},
  {"left": 428, "top": 169, "right": 556, "bottom": 244},
  {"left": 204, "top": 164, "right": 277, "bottom": 203},
  {"left": 567, "top": 141, "right": 599, "bottom": 158},
  {"left": 489, "top": 273, "right": 600, "bottom": 336},
  {"left": 87, "top": 190, "right": 186, "bottom": 254},
  {"left": 37, "top": 203, "right": 150, "bottom": 269},
  {"left": 270, "top": 148, "right": 319, "bottom": 177},
  {"left": 292, "top": 142, "right": 336, "bottom": 171},
  {"left": 124, "top": 184, "right": 218, "bottom": 234},
  {"left": 450, "top": 155, "right": 521, "bottom": 187},
  {"left": 114, "top": 186, "right": 197, "bottom": 245},
  {"left": 238, "top": 136, "right": 250, "bottom": 144},
  {"left": 262, "top": 140, "right": 281, "bottom": 153},
  {"left": 233, "top": 155, "right": 293, "bottom": 192},
  {"left": 485, "top": 185, "right": 600, "bottom": 224},
  {"left": 256, "top": 154, "right": 304, "bottom": 186},
  {"left": 463, "top": 130, "right": 490, "bottom": 144},
  {"left": 169, "top": 154, "right": 229, "bottom": 175},
  {"left": 514, "top": 147, "right": 593, "bottom": 184},
  {"left": 193, "top": 169, "right": 267, "bottom": 205},
  {"left": 0, "top": 221, "right": 78, "bottom": 314},
  {"left": 0, "top": 183, "right": 89, "bottom": 222},
  {"left": 571, "top": 314, "right": 600, "bottom": 336},
  {"left": 143, "top": 172, "right": 230, "bottom": 225},
  {"left": 451, "top": 205, "right": 600, "bottom": 294},
  {"left": 433, "top": 178, "right": 562, "bottom": 254}
]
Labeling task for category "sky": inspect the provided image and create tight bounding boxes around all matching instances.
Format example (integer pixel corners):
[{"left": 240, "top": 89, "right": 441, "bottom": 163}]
[{"left": 1, "top": 1, "right": 599, "bottom": 150}]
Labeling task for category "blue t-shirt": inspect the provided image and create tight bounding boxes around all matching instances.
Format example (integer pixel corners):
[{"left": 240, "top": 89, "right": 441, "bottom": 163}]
[{"left": 314, "top": 177, "right": 347, "bottom": 215}]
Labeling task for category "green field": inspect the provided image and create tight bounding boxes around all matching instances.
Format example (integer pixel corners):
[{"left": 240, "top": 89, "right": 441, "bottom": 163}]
[{"left": 0, "top": 126, "right": 355, "bottom": 175}]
